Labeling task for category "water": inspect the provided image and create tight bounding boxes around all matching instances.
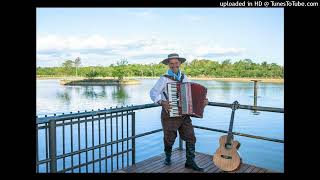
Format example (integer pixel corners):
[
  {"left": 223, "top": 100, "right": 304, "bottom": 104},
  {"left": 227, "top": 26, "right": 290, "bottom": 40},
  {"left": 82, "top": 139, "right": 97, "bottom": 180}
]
[{"left": 37, "top": 78, "right": 284, "bottom": 172}]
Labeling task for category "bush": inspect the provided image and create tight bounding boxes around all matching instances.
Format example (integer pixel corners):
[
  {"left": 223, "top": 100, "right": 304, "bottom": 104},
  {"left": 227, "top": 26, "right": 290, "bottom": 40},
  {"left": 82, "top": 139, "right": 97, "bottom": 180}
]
[{"left": 85, "top": 69, "right": 99, "bottom": 79}]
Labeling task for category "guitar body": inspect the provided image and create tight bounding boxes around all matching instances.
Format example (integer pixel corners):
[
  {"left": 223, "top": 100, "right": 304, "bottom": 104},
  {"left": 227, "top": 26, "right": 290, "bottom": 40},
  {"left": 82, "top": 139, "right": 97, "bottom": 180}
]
[{"left": 213, "top": 135, "right": 241, "bottom": 172}]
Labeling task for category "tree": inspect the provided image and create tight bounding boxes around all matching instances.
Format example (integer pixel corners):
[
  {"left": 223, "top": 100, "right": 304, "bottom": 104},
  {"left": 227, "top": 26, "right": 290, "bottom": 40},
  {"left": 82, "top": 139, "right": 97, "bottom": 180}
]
[
  {"left": 62, "top": 60, "right": 74, "bottom": 69},
  {"left": 222, "top": 59, "right": 231, "bottom": 67},
  {"left": 62, "top": 58, "right": 81, "bottom": 76},
  {"left": 85, "top": 68, "right": 99, "bottom": 79},
  {"left": 261, "top": 61, "right": 268, "bottom": 67},
  {"left": 74, "top": 57, "right": 81, "bottom": 77},
  {"left": 112, "top": 58, "right": 128, "bottom": 80},
  {"left": 62, "top": 60, "right": 74, "bottom": 75}
]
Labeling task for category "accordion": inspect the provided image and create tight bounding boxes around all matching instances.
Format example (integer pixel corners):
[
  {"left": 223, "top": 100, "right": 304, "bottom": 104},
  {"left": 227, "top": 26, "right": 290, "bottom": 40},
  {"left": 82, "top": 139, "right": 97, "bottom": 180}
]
[{"left": 166, "top": 82, "right": 207, "bottom": 118}]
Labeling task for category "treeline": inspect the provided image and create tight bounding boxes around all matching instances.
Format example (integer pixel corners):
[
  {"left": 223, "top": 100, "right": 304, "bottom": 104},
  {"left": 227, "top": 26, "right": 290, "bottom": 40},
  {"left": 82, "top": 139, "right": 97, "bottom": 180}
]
[{"left": 37, "top": 59, "right": 283, "bottom": 78}]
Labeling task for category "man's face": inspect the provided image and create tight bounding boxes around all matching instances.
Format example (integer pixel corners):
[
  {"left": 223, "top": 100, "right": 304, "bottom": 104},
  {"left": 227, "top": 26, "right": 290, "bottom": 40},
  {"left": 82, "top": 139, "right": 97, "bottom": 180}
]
[{"left": 168, "top": 58, "right": 181, "bottom": 73}]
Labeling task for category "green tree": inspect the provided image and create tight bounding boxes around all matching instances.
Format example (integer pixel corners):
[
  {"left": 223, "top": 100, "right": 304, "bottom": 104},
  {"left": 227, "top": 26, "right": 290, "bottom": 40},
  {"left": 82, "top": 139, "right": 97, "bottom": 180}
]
[
  {"left": 74, "top": 57, "right": 81, "bottom": 77},
  {"left": 62, "top": 60, "right": 74, "bottom": 69},
  {"left": 62, "top": 60, "right": 74, "bottom": 75},
  {"left": 85, "top": 68, "right": 99, "bottom": 79},
  {"left": 112, "top": 58, "right": 128, "bottom": 80},
  {"left": 222, "top": 59, "right": 231, "bottom": 67}
]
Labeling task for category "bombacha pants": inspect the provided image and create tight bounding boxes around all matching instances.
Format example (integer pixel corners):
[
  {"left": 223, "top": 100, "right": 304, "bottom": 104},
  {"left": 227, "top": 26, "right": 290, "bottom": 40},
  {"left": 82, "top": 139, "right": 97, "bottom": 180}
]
[{"left": 161, "top": 108, "right": 196, "bottom": 147}]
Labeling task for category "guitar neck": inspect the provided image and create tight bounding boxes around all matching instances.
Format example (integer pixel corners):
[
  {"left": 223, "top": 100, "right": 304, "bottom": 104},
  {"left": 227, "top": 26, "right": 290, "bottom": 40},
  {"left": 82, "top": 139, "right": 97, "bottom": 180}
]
[{"left": 226, "top": 102, "right": 238, "bottom": 144}]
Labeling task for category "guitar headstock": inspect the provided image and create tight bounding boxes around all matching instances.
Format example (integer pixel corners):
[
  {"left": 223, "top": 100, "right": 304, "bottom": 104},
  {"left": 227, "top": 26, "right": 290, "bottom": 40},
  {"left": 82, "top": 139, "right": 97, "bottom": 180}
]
[{"left": 231, "top": 101, "right": 240, "bottom": 110}]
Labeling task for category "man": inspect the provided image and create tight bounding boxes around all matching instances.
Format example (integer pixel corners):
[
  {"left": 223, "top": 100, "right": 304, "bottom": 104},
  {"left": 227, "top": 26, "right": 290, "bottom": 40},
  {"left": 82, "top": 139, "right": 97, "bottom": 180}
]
[{"left": 150, "top": 53, "right": 208, "bottom": 172}]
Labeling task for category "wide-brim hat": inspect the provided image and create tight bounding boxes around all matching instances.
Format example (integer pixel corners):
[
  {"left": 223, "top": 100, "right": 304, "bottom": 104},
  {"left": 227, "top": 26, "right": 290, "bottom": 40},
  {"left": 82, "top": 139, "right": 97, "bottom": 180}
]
[{"left": 161, "top": 53, "right": 186, "bottom": 65}]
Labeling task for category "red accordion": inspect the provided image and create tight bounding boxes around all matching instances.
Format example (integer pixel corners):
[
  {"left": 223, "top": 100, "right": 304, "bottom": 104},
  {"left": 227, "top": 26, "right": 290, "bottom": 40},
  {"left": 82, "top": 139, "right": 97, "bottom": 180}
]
[{"left": 166, "top": 82, "right": 207, "bottom": 118}]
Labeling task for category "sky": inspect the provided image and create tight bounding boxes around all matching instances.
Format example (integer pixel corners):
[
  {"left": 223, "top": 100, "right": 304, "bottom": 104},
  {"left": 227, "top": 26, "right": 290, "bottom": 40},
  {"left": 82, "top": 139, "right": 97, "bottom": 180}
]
[{"left": 36, "top": 8, "right": 284, "bottom": 67}]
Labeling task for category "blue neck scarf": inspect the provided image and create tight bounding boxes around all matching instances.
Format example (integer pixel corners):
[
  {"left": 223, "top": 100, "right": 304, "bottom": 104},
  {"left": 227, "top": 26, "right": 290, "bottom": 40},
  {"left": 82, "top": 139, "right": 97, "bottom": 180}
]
[{"left": 167, "top": 69, "right": 181, "bottom": 81}]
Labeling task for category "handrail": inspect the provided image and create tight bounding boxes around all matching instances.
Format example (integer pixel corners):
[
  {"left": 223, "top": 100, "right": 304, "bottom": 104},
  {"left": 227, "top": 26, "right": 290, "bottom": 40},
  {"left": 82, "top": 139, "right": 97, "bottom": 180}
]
[
  {"left": 193, "top": 125, "right": 283, "bottom": 143},
  {"left": 208, "top": 102, "right": 284, "bottom": 113}
]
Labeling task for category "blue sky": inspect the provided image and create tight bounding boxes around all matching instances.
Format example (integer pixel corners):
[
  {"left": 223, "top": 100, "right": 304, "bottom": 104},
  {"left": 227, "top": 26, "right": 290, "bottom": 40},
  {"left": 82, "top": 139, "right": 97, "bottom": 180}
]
[{"left": 37, "top": 8, "right": 284, "bottom": 67}]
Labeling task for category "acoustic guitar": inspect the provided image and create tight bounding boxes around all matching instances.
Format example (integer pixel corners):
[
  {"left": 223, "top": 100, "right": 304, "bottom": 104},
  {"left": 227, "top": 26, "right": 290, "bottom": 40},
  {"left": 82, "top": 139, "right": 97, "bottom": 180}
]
[{"left": 213, "top": 101, "right": 242, "bottom": 172}]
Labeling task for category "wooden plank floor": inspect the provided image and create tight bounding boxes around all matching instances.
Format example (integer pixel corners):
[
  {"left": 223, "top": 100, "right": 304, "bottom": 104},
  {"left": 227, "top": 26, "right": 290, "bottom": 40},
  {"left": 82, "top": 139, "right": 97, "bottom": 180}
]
[{"left": 114, "top": 149, "right": 278, "bottom": 173}]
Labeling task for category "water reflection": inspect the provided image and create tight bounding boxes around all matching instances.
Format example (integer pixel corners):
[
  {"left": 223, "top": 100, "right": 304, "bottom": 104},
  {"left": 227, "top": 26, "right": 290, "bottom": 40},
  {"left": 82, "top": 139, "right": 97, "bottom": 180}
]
[
  {"left": 56, "top": 84, "right": 129, "bottom": 104},
  {"left": 218, "top": 81, "right": 232, "bottom": 90},
  {"left": 82, "top": 86, "right": 108, "bottom": 99},
  {"left": 56, "top": 87, "right": 72, "bottom": 104},
  {"left": 202, "top": 81, "right": 233, "bottom": 90},
  {"left": 251, "top": 111, "right": 261, "bottom": 115},
  {"left": 99, "top": 86, "right": 107, "bottom": 98},
  {"left": 74, "top": 86, "right": 81, "bottom": 95},
  {"left": 111, "top": 85, "right": 129, "bottom": 105},
  {"left": 83, "top": 86, "right": 98, "bottom": 99}
]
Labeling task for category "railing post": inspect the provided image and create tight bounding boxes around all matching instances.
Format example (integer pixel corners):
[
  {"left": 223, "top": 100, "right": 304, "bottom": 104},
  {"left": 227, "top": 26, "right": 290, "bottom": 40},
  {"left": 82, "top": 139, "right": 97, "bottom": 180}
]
[
  {"left": 48, "top": 120, "right": 57, "bottom": 173},
  {"left": 251, "top": 80, "right": 261, "bottom": 115},
  {"left": 179, "top": 137, "right": 183, "bottom": 150},
  {"left": 131, "top": 112, "right": 136, "bottom": 165}
]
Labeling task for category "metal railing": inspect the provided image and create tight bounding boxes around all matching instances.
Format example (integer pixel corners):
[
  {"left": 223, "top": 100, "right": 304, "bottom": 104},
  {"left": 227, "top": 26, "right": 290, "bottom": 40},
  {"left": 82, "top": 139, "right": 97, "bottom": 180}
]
[
  {"left": 36, "top": 101, "right": 284, "bottom": 173},
  {"left": 36, "top": 106, "right": 136, "bottom": 173}
]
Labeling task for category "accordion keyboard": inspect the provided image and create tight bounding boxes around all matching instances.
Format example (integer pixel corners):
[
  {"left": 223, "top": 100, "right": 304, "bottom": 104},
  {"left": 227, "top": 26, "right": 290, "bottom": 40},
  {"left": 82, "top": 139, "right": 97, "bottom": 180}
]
[{"left": 167, "top": 83, "right": 180, "bottom": 117}]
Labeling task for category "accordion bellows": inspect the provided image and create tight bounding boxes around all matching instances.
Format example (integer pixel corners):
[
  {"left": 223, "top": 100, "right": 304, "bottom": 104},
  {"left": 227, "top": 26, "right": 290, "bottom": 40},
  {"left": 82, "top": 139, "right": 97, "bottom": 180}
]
[{"left": 167, "top": 82, "right": 207, "bottom": 118}]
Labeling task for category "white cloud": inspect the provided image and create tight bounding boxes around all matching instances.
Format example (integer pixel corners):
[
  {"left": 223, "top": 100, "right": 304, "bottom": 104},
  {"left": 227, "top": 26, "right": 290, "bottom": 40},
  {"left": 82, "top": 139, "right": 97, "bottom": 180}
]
[
  {"left": 36, "top": 34, "right": 246, "bottom": 66},
  {"left": 37, "top": 34, "right": 109, "bottom": 51}
]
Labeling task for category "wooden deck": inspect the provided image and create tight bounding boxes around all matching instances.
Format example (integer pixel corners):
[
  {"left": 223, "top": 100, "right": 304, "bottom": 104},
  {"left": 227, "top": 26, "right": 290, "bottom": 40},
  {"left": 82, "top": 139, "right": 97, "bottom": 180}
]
[{"left": 115, "top": 149, "right": 277, "bottom": 173}]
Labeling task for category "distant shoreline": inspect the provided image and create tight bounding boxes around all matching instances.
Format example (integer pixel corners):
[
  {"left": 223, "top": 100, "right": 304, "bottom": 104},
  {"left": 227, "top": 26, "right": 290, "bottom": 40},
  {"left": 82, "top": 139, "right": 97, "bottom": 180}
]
[
  {"left": 60, "top": 78, "right": 140, "bottom": 85},
  {"left": 189, "top": 77, "right": 283, "bottom": 83},
  {"left": 36, "top": 76, "right": 283, "bottom": 83},
  {"left": 135, "top": 77, "right": 284, "bottom": 83}
]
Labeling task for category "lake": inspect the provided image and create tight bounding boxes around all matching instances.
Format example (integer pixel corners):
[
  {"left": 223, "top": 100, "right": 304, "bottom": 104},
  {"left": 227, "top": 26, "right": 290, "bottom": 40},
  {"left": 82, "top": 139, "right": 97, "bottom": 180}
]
[{"left": 36, "top": 78, "right": 284, "bottom": 172}]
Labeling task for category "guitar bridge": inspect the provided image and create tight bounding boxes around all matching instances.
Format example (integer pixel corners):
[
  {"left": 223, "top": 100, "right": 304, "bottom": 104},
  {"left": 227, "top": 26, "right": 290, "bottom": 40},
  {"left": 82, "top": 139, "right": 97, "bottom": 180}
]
[{"left": 221, "top": 155, "right": 232, "bottom": 159}]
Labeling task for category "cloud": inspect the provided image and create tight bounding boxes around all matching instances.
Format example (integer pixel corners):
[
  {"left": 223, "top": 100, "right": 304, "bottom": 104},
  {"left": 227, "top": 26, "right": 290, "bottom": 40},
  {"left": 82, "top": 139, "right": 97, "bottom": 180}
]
[
  {"left": 37, "top": 34, "right": 109, "bottom": 52},
  {"left": 36, "top": 34, "right": 246, "bottom": 66}
]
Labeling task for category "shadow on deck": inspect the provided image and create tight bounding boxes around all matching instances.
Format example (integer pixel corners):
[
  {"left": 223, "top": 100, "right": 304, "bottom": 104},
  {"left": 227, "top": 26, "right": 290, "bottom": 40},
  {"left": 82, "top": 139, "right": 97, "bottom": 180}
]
[{"left": 115, "top": 149, "right": 277, "bottom": 173}]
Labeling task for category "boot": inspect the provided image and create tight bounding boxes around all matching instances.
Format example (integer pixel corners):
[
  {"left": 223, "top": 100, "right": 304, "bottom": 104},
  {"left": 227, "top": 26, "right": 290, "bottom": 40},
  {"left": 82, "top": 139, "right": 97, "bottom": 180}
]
[
  {"left": 164, "top": 146, "right": 172, "bottom": 165},
  {"left": 185, "top": 142, "right": 204, "bottom": 172}
]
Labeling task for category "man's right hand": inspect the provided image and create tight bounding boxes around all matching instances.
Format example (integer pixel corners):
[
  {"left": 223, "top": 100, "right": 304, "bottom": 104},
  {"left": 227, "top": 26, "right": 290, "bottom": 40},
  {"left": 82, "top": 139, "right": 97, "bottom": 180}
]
[{"left": 161, "top": 100, "right": 171, "bottom": 113}]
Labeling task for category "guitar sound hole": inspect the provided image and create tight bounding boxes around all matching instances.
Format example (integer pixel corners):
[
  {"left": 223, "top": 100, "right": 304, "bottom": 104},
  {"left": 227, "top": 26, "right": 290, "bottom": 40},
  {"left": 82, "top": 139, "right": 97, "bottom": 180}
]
[
  {"left": 225, "top": 143, "right": 232, "bottom": 149},
  {"left": 221, "top": 155, "right": 232, "bottom": 159}
]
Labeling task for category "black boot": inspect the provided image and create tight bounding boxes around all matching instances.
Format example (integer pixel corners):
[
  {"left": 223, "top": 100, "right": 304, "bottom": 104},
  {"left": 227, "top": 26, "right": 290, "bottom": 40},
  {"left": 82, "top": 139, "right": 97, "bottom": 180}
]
[
  {"left": 185, "top": 142, "right": 204, "bottom": 172},
  {"left": 164, "top": 146, "right": 172, "bottom": 165}
]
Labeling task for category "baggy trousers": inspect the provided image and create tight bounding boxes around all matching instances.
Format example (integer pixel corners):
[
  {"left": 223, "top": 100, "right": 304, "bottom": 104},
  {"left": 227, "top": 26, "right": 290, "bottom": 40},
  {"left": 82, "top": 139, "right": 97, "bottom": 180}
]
[{"left": 161, "top": 108, "right": 196, "bottom": 147}]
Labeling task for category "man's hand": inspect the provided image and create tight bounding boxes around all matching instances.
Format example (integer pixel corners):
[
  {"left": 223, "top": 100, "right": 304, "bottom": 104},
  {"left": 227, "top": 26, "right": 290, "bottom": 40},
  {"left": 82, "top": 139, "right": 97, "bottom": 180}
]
[
  {"left": 161, "top": 100, "right": 171, "bottom": 113},
  {"left": 203, "top": 98, "right": 209, "bottom": 108}
]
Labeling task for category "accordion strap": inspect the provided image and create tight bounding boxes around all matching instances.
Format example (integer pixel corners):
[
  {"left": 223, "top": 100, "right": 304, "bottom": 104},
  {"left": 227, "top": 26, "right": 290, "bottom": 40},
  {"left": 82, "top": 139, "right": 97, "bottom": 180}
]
[{"left": 163, "top": 73, "right": 185, "bottom": 82}]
